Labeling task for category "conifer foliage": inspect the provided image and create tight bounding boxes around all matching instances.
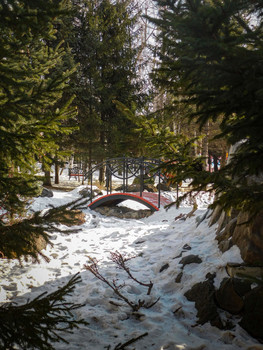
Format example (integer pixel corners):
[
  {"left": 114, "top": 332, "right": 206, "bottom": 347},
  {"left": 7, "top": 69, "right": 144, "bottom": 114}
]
[
  {"left": 149, "top": 0, "right": 263, "bottom": 216},
  {"left": 0, "top": 0, "right": 76, "bottom": 214},
  {"left": 70, "top": 0, "right": 143, "bottom": 166},
  {"left": 0, "top": 1, "right": 86, "bottom": 348},
  {"left": 0, "top": 274, "right": 86, "bottom": 350}
]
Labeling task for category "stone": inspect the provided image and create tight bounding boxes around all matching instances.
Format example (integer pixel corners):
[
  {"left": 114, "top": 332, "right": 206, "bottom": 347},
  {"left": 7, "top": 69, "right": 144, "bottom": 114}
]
[
  {"left": 179, "top": 254, "right": 202, "bottom": 268},
  {"left": 184, "top": 278, "right": 224, "bottom": 329},
  {"left": 215, "top": 278, "right": 244, "bottom": 314},
  {"left": 232, "top": 278, "right": 252, "bottom": 297},
  {"left": 79, "top": 187, "right": 102, "bottom": 198},
  {"left": 35, "top": 235, "right": 48, "bottom": 251},
  {"left": 182, "top": 244, "right": 191, "bottom": 251},
  {"left": 232, "top": 210, "right": 263, "bottom": 265},
  {"left": 216, "top": 211, "right": 229, "bottom": 235},
  {"left": 2, "top": 234, "right": 48, "bottom": 260},
  {"left": 205, "top": 272, "right": 216, "bottom": 281},
  {"left": 55, "top": 210, "right": 86, "bottom": 226},
  {"left": 94, "top": 206, "right": 152, "bottom": 219},
  {"left": 239, "top": 286, "right": 263, "bottom": 341},
  {"left": 159, "top": 263, "right": 169, "bottom": 273},
  {"left": 226, "top": 263, "right": 263, "bottom": 280},
  {"left": 218, "top": 239, "right": 233, "bottom": 253},
  {"left": 40, "top": 187, "right": 53, "bottom": 197},
  {"left": 196, "top": 210, "right": 210, "bottom": 226},
  {"left": 209, "top": 205, "right": 224, "bottom": 227},
  {"left": 216, "top": 218, "right": 237, "bottom": 244},
  {"left": 175, "top": 271, "right": 183, "bottom": 283}
]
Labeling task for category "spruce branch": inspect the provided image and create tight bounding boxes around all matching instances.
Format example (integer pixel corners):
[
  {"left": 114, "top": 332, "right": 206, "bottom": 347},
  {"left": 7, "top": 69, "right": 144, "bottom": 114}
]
[
  {"left": 0, "top": 273, "right": 87, "bottom": 350},
  {"left": 0, "top": 197, "right": 89, "bottom": 262}
]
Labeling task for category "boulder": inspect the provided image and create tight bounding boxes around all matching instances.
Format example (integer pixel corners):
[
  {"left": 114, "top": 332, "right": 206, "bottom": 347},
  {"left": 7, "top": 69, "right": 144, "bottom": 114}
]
[
  {"left": 209, "top": 205, "right": 224, "bottom": 227},
  {"left": 232, "top": 278, "right": 252, "bottom": 297},
  {"left": 226, "top": 263, "right": 263, "bottom": 280},
  {"left": 215, "top": 278, "right": 244, "bottom": 314},
  {"left": 216, "top": 218, "right": 237, "bottom": 252},
  {"left": 179, "top": 254, "right": 202, "bottom": 268},
  {"left": 40, "top": 187, "right": 53, "bottom": 198},
  {"left": 79, "top": 187, "right": 103, "bottom": 198},
  {"left": 175, "top": 271, "right": 183, "bottom": 283},
  {"left": 184, "top": 275, "right": 224, "bottom": 329},
  {"left": 239, "top": 286, "right": 263, "bottom": 341},
  {"left": 159, "top": 263, "right": 169, "bottom": 273},
  {"left": 54, "top": 210, "right": 86, "bottom": 226},
  {"left": 232, "top": 210, "right": 263, "bottom": 265},
  {"left": 94, "top": 206, "right": 152, "bottom": 219}
]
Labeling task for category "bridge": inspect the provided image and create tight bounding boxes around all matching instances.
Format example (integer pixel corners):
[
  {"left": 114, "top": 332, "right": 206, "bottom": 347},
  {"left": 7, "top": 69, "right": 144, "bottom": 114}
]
[
  {"left": 88, "top": 192, "right": 172, "bottom": 212},
  {"left": 72, "top": 157, "right": 176, "bottom": 211}
]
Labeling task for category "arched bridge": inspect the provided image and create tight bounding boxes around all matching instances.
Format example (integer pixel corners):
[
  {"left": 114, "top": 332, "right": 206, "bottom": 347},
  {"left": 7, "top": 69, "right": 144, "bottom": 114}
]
[
  {"left": 69, "top": 157, "right": 176, "bottom": 210},
  {"left": 88, "top": 192, "right": 172, "bottom": 212}
]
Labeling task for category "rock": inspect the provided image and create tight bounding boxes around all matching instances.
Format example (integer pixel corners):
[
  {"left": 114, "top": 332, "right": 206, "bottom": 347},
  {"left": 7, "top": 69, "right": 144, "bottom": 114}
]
[
  {"left": 215, "top": 278, "right": 244, "bottom": 314},
  {"left": 79, "top": 187, "right": 102, "bottom": 198},
  {"left": 184, "top": 278, "right": 224, "bottom": 329},
  {"left": 209, "top": 205, "right": 224, "bottom": 227},
  {"left": 175, "top": 271, "right": 183, "bottom": 283},
  {"left": 232, "top": 278, "right": 252, "bottom": 297},
  {"left": 216, "top": 218, "right": 237, "bottom": 244},
  {"left": 239, "top": 286, "right": 263, "bottom": 341},
  {"left": 206, "top": 272, "right": 216, "bottom": 281},
  {"left": 218, "top": 239, "right": 233, "bottom": 253},
  {"left": 134, "top": 240, "right": 145, "bottom": 245},
  {"left": 40, "top": 187, "right": 53, "bottom": 197},
  {"left": 173, "top": 252, "right": 182, "bottom": 259},
  {"left": 226, "top": 263, "right": 263, "bottom": 281},
  {"left": 1, "top": 234, "right": 48, "bottom": 260},
  {"left": 216, "top": 211, "right": 229, "bottom": 235},
  {"left": 94, "top": 206, "right": 152, "bottom": 219},
  {"left": 179, "top": 254, "right": 202, "bottom": 268},
  {"left": 54, "top": 210, "right": 86, "bottom": 226},
  {"left": 232, "top": 210, "right": 263, "bottom": 265},
  {"left": 159, "top": 263, "right": 169, "bottom": 273},
  {"left": 182, "top": 244, "right": 191, "bottom": 251},
  {"left": 35, "top": 235, "right": 48, "bottom": 251},
  {"left": 196, "top": 210, "right": 210, "bottom": 226}
]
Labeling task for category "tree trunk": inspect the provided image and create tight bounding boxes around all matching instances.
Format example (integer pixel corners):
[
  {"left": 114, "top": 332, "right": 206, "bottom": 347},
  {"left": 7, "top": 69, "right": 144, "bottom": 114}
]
[
  {"left": 55, "top": 162, "right": 59, "bottom": 184},
  {"left": 203, "top": 121, "right": 209, "bottom": 171},
  {"left": 43, "top": 171, "right": 52, "bottom": 186},
  {"left": 99, "top": 130, "right": 105, "bottom": 184}
]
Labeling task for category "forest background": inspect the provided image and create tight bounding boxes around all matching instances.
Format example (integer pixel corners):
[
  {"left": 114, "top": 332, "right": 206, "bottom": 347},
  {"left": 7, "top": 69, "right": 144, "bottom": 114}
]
[{"left": 0, "top": 0, "right": 262, "bottom": 349}]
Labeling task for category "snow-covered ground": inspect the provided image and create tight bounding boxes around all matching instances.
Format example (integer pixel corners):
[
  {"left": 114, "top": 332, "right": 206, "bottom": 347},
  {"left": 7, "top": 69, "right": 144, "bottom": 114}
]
[{"left": 0, "top": 180, "right": 260, "bottom": 349}]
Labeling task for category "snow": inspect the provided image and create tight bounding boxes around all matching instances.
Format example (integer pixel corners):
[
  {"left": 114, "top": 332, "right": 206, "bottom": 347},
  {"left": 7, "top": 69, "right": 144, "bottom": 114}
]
[{"left": 0, "top": 179, "right": 260, "bottom": 349}]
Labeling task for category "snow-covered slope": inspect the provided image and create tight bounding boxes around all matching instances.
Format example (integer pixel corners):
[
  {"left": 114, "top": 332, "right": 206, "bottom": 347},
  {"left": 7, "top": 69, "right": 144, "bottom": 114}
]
[{"left": 0, "top": 187, "right": 259, "bottom": 350}]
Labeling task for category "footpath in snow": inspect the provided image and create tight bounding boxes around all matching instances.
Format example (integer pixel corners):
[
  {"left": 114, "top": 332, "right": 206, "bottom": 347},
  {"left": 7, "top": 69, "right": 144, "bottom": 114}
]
[{"left": 0, "top": 186, "right": 260, "bottom": 350}]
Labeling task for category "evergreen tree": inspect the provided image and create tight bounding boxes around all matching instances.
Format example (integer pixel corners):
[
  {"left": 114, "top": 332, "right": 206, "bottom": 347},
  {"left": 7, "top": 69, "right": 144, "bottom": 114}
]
[
  {"left": 0, "top": 1, "right": 86, "bottom": 347},
  {"left": 0, "top": 0, "right": 77, "bottom": 214},
  {"left": 69, "top": 0, "right": 144, "bottom": 172},
  {"left": 148, "top": 0, "right": 263, "bottom": 216}
]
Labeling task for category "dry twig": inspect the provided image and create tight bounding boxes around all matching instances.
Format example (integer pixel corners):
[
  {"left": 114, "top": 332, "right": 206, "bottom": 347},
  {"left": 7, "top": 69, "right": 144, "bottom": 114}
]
[
  {"left": 110, "top": 251, "right": 153, "bottom": 295},
  {"left": 85, "top": 254, "right": 159, "bottom": 312}
]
